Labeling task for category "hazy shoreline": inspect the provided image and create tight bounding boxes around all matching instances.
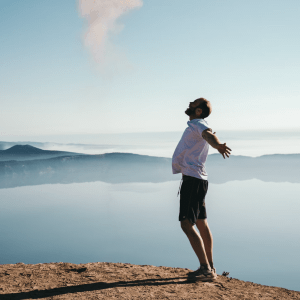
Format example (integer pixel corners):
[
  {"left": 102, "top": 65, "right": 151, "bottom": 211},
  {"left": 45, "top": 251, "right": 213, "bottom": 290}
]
[
  {"left": 2, "top": 129, "right": 300, "bottom": 157},
  {"left": 1, "top": 150, "right": 300, "bottom": 190}
]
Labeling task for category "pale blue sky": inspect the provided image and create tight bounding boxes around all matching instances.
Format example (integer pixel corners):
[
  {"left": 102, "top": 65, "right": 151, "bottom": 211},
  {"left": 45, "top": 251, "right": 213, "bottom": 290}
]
[{"left": 1, "top": 0, "right": 299, "bottom": 138}]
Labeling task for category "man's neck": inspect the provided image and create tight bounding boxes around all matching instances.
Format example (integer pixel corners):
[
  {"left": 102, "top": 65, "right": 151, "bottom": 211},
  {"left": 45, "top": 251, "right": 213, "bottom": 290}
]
[{"left": 189, "top": 116, "right": 201, "bottom": 121}]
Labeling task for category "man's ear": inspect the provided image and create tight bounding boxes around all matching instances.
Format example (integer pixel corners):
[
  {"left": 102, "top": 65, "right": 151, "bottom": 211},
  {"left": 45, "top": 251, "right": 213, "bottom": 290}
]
[{"left": 195, "top": 107, "right": 202, "bottom": 116}]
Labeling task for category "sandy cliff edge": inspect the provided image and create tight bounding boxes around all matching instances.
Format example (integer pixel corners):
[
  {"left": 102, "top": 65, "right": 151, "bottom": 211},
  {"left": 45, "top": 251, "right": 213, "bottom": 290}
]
[{"left": 0, "top": 262, "right": 299, "bottom": 299}]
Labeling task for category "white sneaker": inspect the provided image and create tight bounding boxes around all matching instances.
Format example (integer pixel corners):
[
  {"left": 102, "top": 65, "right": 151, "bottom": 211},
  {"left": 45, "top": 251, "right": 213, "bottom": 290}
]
[
  {"left": 187, "top": 267, "right": 201, "bottom": 277},
  {"left": 188, "top": 266, "right": 217, "bottom": 277},
  {"left": 211, "top": 267, "right": 217, "bottom": 278},
  {"left": 188, "top": 265, "right": 217, "bottom": 282}
]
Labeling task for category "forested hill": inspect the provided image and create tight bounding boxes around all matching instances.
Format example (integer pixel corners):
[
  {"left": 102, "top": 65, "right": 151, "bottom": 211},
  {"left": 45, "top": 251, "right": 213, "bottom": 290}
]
[
  {"left": 0, "top": 152, "right": 299, "bottom": 189},
  {"left": 0, "top": 144, "right": 85, "bottom": 161}
]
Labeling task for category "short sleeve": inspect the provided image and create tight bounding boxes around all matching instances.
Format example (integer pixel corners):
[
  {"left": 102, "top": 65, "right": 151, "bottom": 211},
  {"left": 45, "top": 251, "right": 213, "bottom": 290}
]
[{"left": 196, "top": 119, "right": 210, "bottom": 136}]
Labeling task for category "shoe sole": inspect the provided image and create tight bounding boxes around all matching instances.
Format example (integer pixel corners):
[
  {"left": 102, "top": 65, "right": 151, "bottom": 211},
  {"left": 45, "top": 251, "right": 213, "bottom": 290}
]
[
  {"left": 188, "top": 275, "right": 217, "bottom": 282},
  {"left": 187, "top": 269, "right": 217, "bottom": 277},
  {"left": 187, "top": 272, "right": 217, "bottom": 277}
]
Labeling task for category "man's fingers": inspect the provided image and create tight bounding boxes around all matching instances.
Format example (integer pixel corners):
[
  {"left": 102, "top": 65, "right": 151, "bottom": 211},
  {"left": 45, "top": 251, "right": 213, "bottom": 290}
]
[
  {"left": 219, "top": 143, "right": 232, "bottom": 158},
  {"left": 223, "top": 143, "right": 232, "bottom": 151},
  {"left": 221, "top": 146, "right": 231, "bottom": 152}
]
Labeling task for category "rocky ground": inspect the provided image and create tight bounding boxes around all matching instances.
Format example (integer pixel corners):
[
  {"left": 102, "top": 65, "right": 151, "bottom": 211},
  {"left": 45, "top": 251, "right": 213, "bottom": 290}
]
[{"left": 0, "top": 262, "right": 299, "bottom": 299}]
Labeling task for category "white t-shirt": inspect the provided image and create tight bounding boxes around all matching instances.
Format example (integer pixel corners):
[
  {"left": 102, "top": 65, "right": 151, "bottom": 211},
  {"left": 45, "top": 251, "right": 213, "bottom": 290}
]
[{"left": 172, "top": 118, "right": 211, "bottom": 180}]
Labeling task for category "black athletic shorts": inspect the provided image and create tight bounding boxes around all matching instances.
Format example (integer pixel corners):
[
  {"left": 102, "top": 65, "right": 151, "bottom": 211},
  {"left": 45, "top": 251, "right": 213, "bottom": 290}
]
[{"left": 178, "top": 174, "right": 208, "bottom": 224}]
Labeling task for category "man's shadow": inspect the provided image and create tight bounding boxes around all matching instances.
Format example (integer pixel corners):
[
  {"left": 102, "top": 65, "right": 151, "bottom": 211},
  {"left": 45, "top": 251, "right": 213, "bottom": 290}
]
[{"left": 1, "top": 276, "right": 191, "bottom": 299}]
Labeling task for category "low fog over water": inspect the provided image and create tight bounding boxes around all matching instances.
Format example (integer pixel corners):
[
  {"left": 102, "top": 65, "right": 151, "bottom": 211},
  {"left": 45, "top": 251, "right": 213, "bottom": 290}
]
[{"left": 2, "top": 130, "right": 300, "bottom": 157}]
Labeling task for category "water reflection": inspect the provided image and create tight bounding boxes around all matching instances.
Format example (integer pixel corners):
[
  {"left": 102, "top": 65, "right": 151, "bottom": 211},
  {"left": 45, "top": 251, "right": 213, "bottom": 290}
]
[{"left": 1, "top": 153, "right": 300, "bottom": 190}]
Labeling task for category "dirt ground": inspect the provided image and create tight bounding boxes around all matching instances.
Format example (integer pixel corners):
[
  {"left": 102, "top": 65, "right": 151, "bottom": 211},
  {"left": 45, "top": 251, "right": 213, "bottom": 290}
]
[{"left": 0, "top": 262, "right": 299, "bottom": 299}]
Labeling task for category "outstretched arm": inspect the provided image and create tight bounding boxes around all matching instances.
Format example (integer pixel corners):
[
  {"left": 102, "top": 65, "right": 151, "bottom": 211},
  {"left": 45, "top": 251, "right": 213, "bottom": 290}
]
[{"left": 202, "top": 129, "right": 232, "bottom": 159}]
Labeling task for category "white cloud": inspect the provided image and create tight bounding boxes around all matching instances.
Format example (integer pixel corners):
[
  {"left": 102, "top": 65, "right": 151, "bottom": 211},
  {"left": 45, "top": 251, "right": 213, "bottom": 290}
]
[{"left": 78, "top": 0, "right": 143, "bottom": 74}]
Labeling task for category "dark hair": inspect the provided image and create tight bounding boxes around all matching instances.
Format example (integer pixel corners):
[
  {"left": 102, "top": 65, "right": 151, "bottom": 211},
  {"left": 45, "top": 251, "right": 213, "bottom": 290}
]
[{"left": 195, "top": 98, "right": 211, "bottom": 119}]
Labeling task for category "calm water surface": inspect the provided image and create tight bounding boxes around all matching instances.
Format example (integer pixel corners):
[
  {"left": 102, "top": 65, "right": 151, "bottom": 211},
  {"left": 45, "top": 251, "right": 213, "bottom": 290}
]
[{"left": 0, "top": 180, "right": 299, "bottom": 291}]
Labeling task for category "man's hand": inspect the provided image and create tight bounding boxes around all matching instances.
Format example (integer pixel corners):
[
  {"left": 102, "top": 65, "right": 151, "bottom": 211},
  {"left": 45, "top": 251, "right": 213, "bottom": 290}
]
[
  {"left": 217, "top": 143, "right": 231, "bottom": 159},
  {"left": 202, "top": 129, "right": 232, "bottom": 159}
]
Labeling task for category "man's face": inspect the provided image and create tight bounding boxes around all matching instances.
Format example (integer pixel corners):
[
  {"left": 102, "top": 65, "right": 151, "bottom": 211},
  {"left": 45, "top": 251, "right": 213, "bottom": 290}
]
[{"left": 185, "top": 99, "right": 203, "bottom": 116}]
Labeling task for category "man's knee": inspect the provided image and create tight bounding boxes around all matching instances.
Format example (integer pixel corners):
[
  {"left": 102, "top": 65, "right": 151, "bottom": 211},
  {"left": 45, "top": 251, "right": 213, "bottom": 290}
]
[
  {"left": 196, "top": 218, "right": 208, "bottom": 227},
  {"left": 180, "top": 219, "right": 194, "bottom": 234},
  {"left": 196, "top": 218, "right": 211, "bottom": 233}
]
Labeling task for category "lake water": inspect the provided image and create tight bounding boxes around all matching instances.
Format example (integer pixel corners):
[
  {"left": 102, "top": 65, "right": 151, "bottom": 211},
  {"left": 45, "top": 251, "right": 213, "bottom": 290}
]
[{"left": 1, "top": 179, "right": 299, "bottom": 291}]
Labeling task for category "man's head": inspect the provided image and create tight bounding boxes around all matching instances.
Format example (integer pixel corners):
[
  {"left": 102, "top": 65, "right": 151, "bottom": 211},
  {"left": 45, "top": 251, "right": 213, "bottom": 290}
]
[{"left": 185, "top": 98, "right": 212, "bottom": 119}]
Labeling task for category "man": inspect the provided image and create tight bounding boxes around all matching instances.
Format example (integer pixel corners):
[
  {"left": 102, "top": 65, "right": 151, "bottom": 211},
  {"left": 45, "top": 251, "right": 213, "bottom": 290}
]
[{"left": 172, "top": 97, "right": 231, "bottom": 282}]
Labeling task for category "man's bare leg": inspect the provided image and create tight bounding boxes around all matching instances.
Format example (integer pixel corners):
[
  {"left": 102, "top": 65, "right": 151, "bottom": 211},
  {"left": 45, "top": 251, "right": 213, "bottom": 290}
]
[
  {"left": 196, "top": 219, "right": 214, "bottom": 269},
  {"left": 180, "top": 219, "right": 209, "bottom": 266}
]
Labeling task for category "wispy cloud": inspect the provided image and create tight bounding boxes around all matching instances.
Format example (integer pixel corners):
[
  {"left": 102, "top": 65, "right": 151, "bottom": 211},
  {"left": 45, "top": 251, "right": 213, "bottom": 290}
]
[{"left": 78, "top": 0, "right": 143, "bottom": 74}]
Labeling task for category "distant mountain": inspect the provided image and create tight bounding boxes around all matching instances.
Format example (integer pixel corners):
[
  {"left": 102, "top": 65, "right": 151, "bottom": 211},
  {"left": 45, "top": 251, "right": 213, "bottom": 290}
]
[
  {"left": 4, "top": 145, "right": 46, "bottom": 154},
  {"left": 0, "top": 144, "right": 87, "bottom": 161},
  {"left": 0, "top": 153, "right": 174, "bottom": 189},
  {"left": 0, "top": 141, "right": 51, "bottom": 151},
  {"left": 0, "top": 152, "right": 299, "bottom": 189},
  {"left": 206, "top": 153, "right": 300, "bottom": 183}
]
